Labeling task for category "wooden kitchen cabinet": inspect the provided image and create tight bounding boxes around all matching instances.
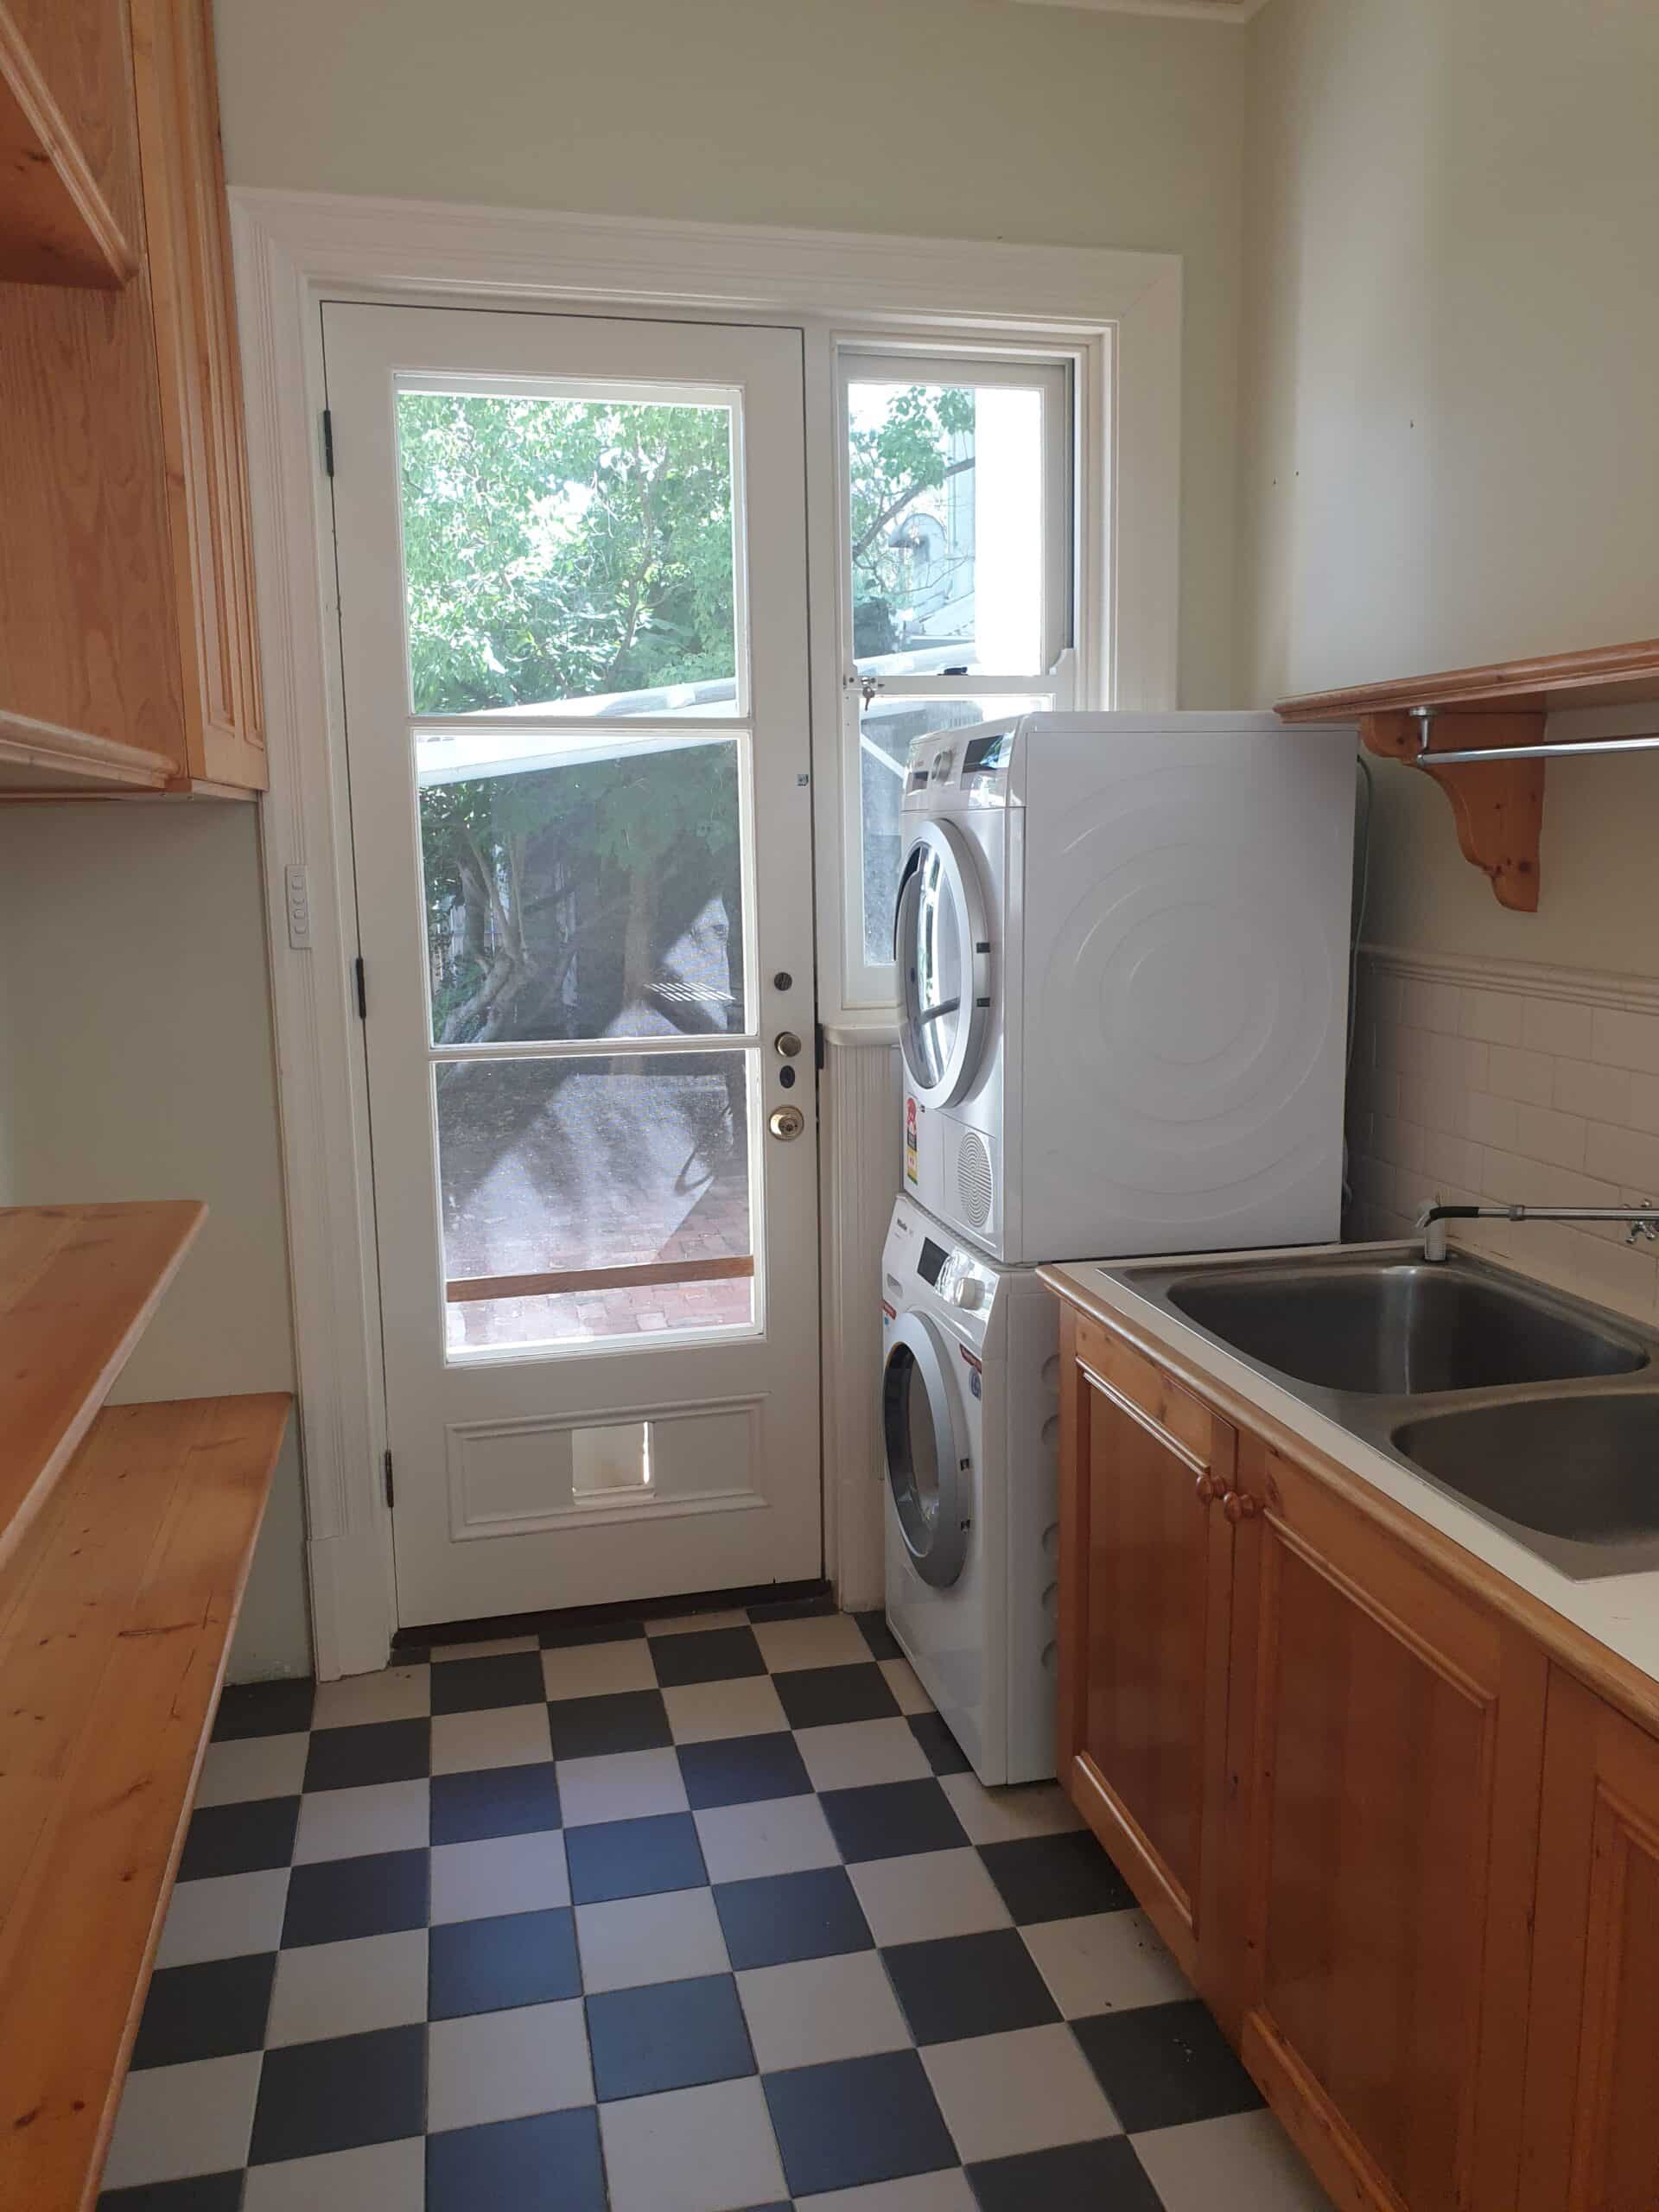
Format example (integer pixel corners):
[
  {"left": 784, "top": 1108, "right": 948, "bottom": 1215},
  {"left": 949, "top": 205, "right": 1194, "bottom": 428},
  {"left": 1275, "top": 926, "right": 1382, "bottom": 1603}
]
[
  {"left": 1520, "top": 1670, "right": 1659, "bottom": 2209},
  {"left": 1225, "top": 1433, "right": 1547, "bottom": 2212},
  {"left": 1049, "top": 1289, "right": 1630, "bottom": 2212},
  {"left": 0, "top": 0, "right": 264, "bottom": 798},
  {"left": 1058, "top": 1307, "right": 1236, "bottom": 2000}
]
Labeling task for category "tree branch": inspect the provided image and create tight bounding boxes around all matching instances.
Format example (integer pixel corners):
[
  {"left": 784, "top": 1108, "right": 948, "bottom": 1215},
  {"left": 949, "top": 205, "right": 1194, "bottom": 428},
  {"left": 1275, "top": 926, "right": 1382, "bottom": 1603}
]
[{"left": 851, "top": 455, "right": 975, "bottom": 569}]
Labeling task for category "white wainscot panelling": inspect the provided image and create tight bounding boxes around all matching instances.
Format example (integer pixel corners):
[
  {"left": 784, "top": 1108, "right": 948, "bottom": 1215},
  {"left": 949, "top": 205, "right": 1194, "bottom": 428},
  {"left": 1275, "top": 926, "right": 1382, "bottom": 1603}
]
[
  {"left": 821, "top": 1033, "right": 903, "bottom": 1611},
  {"left": 1348, "top": 947, "right": 1659, "bottom": 1325}
]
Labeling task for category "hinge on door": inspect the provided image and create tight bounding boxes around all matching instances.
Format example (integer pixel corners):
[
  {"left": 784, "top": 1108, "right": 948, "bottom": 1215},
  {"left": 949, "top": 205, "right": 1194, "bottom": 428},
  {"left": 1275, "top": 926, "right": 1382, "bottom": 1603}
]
[
  {"left": 383, "top": 1450, "right": 395, "bottom": 1510},
  {"left": 815, "top": 1021, "right": 826, "bottom": 1071},
  {"left": 321, "top": 408, "right": 335, "bottom": 478},
  {"left": 353, "top": 957, "right": 367, "bottom": 1020}
]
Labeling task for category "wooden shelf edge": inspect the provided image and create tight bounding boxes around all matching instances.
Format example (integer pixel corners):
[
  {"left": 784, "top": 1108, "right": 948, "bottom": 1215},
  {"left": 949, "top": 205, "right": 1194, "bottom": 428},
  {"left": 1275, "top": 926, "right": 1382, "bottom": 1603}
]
[
  {"left": 1275, "top": 635, "right": 1659, "bottom": 721},
  {"left": 0, "top": 710, "right": 176, "bottom": 793},
  {"left": 0, "top": 1393, "right": 291, "bottom": 2211},
  {"left": 0, "top": 3, "right": 137, "bottom": 289},
  {"left": 0, "top": 1201, "right": 207, "bottom": 1574}
]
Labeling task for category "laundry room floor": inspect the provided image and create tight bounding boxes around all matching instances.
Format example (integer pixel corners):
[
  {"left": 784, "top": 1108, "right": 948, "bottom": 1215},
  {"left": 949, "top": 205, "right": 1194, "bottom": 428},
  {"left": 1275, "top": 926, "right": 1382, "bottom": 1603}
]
[{"left": 100, "top": 1601, "right": 1332, "bottom": 2211}]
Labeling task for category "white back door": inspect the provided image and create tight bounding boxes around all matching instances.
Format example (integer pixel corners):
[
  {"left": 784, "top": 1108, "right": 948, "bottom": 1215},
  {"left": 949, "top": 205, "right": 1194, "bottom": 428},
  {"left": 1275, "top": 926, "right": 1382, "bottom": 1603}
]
[{"left": 323, "top": 302, "right": 821, "bottom": 1627}]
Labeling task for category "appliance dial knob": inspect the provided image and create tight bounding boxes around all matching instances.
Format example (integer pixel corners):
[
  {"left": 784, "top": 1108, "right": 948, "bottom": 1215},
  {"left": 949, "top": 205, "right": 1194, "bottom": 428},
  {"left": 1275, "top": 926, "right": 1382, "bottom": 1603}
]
[{"left": 950, "top": 1277, "right": 984, "bottom": 1311}]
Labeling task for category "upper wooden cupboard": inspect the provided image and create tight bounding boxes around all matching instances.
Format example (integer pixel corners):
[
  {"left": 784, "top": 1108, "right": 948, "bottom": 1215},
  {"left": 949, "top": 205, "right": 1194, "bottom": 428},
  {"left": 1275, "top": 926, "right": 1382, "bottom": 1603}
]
[{"left": 0, "top": 0, "right": 264, "bottom": 798}]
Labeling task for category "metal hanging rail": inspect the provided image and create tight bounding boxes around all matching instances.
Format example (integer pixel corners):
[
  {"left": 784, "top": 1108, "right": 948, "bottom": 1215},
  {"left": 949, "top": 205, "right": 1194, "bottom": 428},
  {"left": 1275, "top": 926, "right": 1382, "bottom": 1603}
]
[{"left": 1412, "top": 706, "right": 1659, "bottom": 766}]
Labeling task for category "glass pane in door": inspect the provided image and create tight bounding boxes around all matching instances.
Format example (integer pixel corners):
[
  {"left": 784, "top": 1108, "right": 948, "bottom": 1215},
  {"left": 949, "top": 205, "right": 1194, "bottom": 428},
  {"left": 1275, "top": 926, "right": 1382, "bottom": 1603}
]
[
  {"left": 438, "top": 1050, "right": 756, "bottom": 1357},
  {"left": 847, "top": 380, "right": 1046, "bottom": 672},
  {"left": 419, "top": 732, "right": 747, "bottom": 1046},
  {"left": 397, "top": 389, "right": 741, "bottom": 718}
]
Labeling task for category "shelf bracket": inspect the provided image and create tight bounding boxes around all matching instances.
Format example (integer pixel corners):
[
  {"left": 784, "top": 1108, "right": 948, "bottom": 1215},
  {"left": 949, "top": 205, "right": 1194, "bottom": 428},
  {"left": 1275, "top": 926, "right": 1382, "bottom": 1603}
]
[{"left": 1359, "top": 706, "right": 1547, "bottom": 912}]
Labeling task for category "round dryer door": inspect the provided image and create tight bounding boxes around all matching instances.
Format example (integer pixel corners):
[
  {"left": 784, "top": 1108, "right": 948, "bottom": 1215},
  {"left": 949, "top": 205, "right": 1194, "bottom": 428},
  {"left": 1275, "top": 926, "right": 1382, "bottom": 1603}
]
[
  {"left": 881, "top": 1310, "right": 970, "bottom": 1588},
  {"left": 893, "top": 818, "right": 992, "bottom": 1109}
]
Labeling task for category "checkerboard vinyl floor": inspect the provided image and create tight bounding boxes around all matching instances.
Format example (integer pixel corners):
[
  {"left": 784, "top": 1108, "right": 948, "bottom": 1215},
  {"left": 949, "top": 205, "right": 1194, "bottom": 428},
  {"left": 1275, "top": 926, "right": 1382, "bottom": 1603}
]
[{"left": 101, "top": 1600, "right": 1334, "bottom": 2212}]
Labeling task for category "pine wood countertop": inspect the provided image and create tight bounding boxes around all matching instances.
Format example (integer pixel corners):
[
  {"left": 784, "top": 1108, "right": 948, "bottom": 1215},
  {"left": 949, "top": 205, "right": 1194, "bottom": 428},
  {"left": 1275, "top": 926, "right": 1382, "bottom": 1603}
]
[
  {"left": 0, "top": 1202, "right": 206, "bottom": 1572},
  {"left": 0, "top": 1391, "right": 291, "bottom": 2211}
]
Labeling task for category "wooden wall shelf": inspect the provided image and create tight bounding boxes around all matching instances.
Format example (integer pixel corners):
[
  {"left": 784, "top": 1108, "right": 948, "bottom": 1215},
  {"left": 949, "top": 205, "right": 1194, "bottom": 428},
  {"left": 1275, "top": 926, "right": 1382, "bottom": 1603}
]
[
  {"left": 1278, "top": 638, "right": 1659, "bottom": 912},
  {"left": 0, "top": 1202, "right": 205, "bottom": 1571},
  {"left": 0, "top": 3, "right": 137, "bottom": 289},
  {"left": 0, "top": 1392, "right": 289, "bottom": 2210}
]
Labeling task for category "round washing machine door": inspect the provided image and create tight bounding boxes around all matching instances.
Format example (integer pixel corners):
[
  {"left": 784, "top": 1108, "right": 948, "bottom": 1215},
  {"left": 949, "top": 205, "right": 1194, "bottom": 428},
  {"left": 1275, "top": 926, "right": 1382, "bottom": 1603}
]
[
  {"left": 893, "top": 818, "right": 992, "bottom": 1109},
  {"left": 881, "top": 1309, "right": 971, "bottom": 1589}
]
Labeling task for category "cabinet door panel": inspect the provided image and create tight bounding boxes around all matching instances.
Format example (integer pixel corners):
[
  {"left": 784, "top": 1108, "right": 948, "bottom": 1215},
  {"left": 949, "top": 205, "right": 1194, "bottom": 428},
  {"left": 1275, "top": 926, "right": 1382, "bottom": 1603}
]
[
  {"left": 1230, "top": 1440, "right": 1544, "bottom": 2212},
  {"left": 1058, "top": 1309, "right": 1233, "bottom": 1993},
  {"left": 130, "top": 0, "right": 264, "bottom": 788},
  {"left": 1522, "top": 1671, "right": 1659, "bottom": 2210}
]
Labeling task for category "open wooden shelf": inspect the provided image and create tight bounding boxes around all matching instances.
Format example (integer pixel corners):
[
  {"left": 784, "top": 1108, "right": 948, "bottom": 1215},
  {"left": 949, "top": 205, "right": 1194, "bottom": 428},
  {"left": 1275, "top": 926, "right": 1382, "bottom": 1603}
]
[
  {"left": 0, "top": 3, "right": 137, "bottom": 289},
  {"left": 1278, "top": 637, "right": 1659, "bottom": 912},
  {"left": 0, "top": 1392, "right": 289, "bottom": 2211},
  {"left": 0, "top": 1202, "right": 205, "bottom": 1571}
]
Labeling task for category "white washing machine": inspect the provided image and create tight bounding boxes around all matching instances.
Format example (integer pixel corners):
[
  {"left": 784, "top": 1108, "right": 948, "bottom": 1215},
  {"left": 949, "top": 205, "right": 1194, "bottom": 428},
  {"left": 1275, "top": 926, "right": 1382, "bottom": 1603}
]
[
  {"left": 880, "top": 1192, "right": 1059, "bottom": 1786},
  {"left": 895, "top": 710, "right": 1357, "bottom": 1264}
]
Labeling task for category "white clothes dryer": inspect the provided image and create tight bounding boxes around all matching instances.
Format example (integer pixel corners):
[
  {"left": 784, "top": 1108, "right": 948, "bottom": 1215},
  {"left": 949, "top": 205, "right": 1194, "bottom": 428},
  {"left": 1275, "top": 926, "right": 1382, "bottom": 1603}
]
[
  {"left": 894, "top": 711, "right": 1357, "bottom": 1264},
  {"left": 880, "top": 1192, "right": 1059, "bottom": 1786}
]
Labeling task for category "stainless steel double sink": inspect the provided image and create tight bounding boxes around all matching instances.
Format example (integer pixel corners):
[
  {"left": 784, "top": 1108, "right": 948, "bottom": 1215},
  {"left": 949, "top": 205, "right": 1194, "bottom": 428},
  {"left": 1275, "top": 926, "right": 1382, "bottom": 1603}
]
[{"left": 1104, "top": 1248, "right": 1659, "bottom": 1580}]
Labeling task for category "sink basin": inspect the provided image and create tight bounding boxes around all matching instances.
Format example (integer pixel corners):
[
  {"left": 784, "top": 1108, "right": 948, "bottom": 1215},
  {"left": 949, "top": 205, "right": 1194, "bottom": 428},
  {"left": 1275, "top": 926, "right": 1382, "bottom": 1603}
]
[
  {"left": 1393, "top": 1394, "right": 1659, "bottom": 1574},
  {"left": 1166, "top": 1259, "right": 1648, "bottom": 1396}
]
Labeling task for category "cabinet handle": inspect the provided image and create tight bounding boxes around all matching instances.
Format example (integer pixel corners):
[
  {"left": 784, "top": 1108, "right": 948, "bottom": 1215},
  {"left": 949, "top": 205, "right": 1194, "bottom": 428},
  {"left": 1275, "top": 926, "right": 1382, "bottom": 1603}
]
[
  {"left": 1222, "top": 1491, "right": 1260, "bottom": 1523},
  {"left": 1195, "top": 1471, "right": 1222, "bottom": 1504}
]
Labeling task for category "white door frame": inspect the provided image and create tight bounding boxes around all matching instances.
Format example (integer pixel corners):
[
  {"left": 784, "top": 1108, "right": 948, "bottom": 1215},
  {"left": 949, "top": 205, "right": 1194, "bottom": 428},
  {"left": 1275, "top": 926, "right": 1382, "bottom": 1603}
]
[{"left": 228, "top": 185, "right": 1183, "bottom": 1680}]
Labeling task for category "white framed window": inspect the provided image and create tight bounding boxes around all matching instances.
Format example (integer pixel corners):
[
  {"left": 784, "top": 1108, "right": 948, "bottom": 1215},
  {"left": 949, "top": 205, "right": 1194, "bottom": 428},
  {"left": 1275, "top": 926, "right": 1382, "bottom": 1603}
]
[{"left": 831, "top": 345, "right": 1084, "bottom": 1007}]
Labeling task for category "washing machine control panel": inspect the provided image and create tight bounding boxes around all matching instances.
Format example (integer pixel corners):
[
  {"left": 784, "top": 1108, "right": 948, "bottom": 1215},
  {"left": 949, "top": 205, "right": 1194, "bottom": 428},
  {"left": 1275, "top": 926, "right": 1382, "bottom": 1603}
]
[{"left": 915, "top": 1230, "right": 993, "bottom": 1317}]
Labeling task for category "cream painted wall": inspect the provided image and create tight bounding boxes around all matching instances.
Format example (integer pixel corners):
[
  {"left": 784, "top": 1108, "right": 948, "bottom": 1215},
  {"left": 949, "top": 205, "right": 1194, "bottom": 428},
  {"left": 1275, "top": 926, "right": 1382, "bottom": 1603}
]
[
  {"left": 0, "top": 806, "right": 310, "bottom": 1679},
  {"left": 1236, "top": 0, "right": 1659, "bottom": 975},
  {"left": 213, "top": 0, "right": 1250, "bottom": 708}
]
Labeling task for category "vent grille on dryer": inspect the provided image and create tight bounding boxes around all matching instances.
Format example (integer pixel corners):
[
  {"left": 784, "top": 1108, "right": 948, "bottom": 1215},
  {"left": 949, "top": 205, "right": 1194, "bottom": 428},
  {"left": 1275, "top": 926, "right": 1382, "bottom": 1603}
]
[{"left": 957, "top": 1130, "right": 994, "bottom": 1229}]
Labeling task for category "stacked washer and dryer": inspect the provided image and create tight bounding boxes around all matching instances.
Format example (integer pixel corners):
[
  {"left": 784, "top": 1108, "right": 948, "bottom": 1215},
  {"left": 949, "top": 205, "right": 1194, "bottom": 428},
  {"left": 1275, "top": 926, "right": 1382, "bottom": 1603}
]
[{"left": 880, "top": 710, "right": 1357, "bottom": 1783}]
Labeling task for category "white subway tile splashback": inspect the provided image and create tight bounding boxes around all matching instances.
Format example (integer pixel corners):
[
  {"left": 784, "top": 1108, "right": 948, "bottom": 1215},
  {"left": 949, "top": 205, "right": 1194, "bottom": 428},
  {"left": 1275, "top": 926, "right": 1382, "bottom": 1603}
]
[{"left": 1349, "top": 955, "right": 1659, "bottom": 1326}]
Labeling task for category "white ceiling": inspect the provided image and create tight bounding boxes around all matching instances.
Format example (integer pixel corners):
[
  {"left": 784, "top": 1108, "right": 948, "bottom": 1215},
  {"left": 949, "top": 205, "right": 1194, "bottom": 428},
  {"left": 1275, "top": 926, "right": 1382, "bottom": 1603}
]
[{"left": 1011, "top": 0, "right": 1270, "bottom": 21}]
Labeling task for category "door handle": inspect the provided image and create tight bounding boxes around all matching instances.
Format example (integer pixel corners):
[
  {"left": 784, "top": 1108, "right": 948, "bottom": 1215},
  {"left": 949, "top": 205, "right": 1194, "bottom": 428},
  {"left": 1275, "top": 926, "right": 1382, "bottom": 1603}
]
[
  {"left": 768, "top": 1105, "right": 805, "bottom": 1141},
  {"left": 773, "top": 1031, "right": 804, "bottom": 1058}
]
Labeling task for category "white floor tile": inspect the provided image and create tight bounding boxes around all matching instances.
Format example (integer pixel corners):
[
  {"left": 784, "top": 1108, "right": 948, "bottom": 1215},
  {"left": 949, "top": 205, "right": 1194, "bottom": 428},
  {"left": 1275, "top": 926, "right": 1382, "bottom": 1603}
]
[
  {"left": 291, "top": 1778, "right": 429, "bottom": 1865},
  {"left": 193, "top": 1732, "right": 310, "bottom": 1808},
  {"left": 311, "top": 1664, "right": 430, "bottom": 1729},
  {"left": 576, "top": 1885, "right": 729, "bottom": 1992},
  {"left": 753, "top": 1613, "right": 872, "bottom": 1672},
  {"left": 599, "top": 2075, "right": 787, "bottom": 2212},
  {"left": 265, "top": 1929, "right": 429, "bottom": 2046},
  {"left": 1133, "top": 2108, "right": 1334, "bottom": 2210},
  {"left": 798, "top": 1718, "right": 932, "bottom": 1792},
  {"left": 542, "top": 1637, "right": 659, "bottom": 1700},
  {"left": 428, "top": 1998, "right": 593, "bottom": 2132},
  {"left": 156, "top": 1868, "right": 289, "bottom": 1967},
  {"left": 1022, "top": 1908, "right": 1192, "bottom": 2018},
  {"left": 429, "top": 1634, "right": 539, "bottom": 1662},
  {"left": 429, "top": 1830, "right": 569, "bottom": 1923},
  {"left": 797, "top": 2174, "right": 979, "bottom": 2210},
  {"left": 662, "top": 1674, "right": 788, "bottom": 1745},
  {"left": 694, "top": 1792, "right": 840, "bottom": 1883},
  {"left": 102, "top": 2052, "right": 262, "bottom": 2189},
  {"left": 737, "top": 1950, "right": 910, "bottom": 2070},
  {"left": 430, "top": 1701, "right": 552, "bottom": 1775},
  {"left": 938, "top": 1770, "right": 1083, "bottom": 1847},
  {"left": 921, "top": 2022, "right": 1121, "bottom": 2164},
  {"left": 848, "top": 1848, "right": 1012, "bottom": 1947},
  {"left": 243, "top": 2134, "right": 425, "bottom": 2211},
  {"left": 879, "top": 1657, "right": 933, "bottom": 1715},
  {"left": 557, "top": 1745, "right": 690, "bottom": 1827}
]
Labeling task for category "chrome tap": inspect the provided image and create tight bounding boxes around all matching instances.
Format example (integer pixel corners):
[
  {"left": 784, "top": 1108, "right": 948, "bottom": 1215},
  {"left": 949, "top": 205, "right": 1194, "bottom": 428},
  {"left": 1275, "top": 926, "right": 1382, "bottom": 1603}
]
[{"left": 1417, "top": 1197, "right": 1659, "bottom": 1264}]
